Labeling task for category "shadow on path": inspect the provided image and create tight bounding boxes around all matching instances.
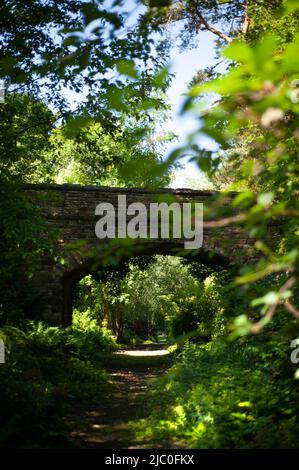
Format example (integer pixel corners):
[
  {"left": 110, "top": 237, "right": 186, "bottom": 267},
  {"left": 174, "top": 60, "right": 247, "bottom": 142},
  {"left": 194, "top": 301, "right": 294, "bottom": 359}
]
[{"left": 65, "top": 344, "right": 171, "bottom": 448}]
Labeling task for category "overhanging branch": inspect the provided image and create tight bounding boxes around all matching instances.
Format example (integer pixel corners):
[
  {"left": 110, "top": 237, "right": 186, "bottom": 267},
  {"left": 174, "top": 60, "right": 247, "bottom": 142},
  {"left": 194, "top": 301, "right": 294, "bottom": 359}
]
[
  {"left": 189, "top": 1, "right": 233, "bottom": 44},
  {"left": 242, "top": 1, "right": 251, "bottom": 34}
]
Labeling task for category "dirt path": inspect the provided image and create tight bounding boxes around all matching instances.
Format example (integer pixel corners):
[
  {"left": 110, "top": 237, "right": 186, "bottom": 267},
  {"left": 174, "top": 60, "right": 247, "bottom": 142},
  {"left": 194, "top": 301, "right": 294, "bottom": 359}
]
[{"left": 66, "top": 344, "right": 170, "bottom": 448}]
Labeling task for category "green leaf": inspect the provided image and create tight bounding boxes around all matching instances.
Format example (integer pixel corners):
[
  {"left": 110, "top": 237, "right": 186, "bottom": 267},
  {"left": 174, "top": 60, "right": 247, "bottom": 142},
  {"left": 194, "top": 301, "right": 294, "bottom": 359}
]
[
  {"left": 198, "top": 156, "right": 212, "bottom": 173},
  {"left": 238, "top": 401, "right": 252, "bottom": 408},
  {"left": 223, "top": 41, "right": 254, "bottom": 65},
  {"left": 116, "top": 60, "right": 138, "bottom": 79},
  {"left": 257, "top": 192, "right": 274, "bottom": 207},
  {"left": 233, "top": 191, "right": 254, "bottom": 207},
  {"left": 284, "top": 0, "right": 299, "bottom": 14},
  {"left": 251, "top": 291, "right": 279, "bottom": 307},
  {"left": 232, "top": 315, "right": 252, "bottom": 336}
]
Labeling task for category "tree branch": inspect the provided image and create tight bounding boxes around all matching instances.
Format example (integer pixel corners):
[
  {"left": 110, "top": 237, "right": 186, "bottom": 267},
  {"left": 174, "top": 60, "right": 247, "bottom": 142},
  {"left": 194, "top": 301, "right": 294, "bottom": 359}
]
[
  {"left": 285, "top": 300, "right": 299, "bottom": 319},
  {"left": 250, "top": 277, "right": 297, "bottom": 333},
  {"left": 189, "top": 1, "right": 233, "bottom": 44},
  {"left": 203, "top": 213, "right": 245, "bottom": 228},
  {"left": 242, "top": 1, "right": 251, "bottom": 34}
]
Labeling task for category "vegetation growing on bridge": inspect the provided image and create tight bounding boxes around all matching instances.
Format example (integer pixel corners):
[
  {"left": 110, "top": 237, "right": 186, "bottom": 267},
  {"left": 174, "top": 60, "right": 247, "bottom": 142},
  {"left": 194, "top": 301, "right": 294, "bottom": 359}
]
[{"left": 1, "top": 0, "right": 299, "bottom": 450}]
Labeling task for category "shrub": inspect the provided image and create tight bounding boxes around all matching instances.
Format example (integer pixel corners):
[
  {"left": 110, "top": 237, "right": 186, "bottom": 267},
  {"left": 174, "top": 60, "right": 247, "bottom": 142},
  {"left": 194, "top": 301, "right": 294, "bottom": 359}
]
[
  {"left": 0, "top": 321, "right": 112, "bottom": 448},
  {"left": 133, "top": 315, "right": 299, "bottom": 448}
]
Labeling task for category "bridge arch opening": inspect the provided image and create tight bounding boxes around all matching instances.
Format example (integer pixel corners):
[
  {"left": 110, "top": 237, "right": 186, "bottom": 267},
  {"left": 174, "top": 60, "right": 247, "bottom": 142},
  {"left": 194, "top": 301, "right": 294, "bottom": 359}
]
[{"left": 61, "top": 245, "right": 232, "bottom": 332}]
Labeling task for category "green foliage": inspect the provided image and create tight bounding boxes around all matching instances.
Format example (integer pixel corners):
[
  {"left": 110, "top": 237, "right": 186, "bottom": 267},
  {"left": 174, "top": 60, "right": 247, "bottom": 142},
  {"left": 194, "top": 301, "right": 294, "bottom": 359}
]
[
  {"left": 72, "top": 308, "right": 117, "bottom": 353},
  {"left": 73, "top": 275, "right": 103, "bottom": 321},
  {"left": 144, "top": 0, "right": 245, "bottom": 47},
  {"left": 171, "top": 4, "right": 299, "bottom": 333},
  {"left": 133, "top": 315, "right": 299, "bottom": 448},
  {"left": 0, "top": 321, "right": 114, "bottom": 447},
  {"left": 117, "top": 9, "right": 299, "bottom": 442},
  {"left": 1, "top": 0, "right": 299, "bottom": 451},
  {"left": 170, "top": 273, "right": 226, "bottom": 341},
  {"left": 1, "top": 1, "right": 169, "bottom": 116},
  {"left": 75, "top": 256, "right": 227, "bottom": 343},
  {"left": 246, "top": 0, "right": 299, "bottom": 47},
  {"left": 0, "top": 93, "right": 59, "bottom": 323},
  {"left": 0, "top": 93, "right": 56, "bottom": 183},
  {"left": 72, "top": 257, "right": 226, "bottom": 343},
  {"left": 48, "top": 116, "right": 173, "bottom": 188}
]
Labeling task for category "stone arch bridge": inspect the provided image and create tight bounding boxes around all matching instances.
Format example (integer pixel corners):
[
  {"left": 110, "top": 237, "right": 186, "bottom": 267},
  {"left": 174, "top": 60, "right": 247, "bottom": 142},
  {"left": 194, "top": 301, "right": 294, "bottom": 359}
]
[{"left": 24, "top": 184, "right": 259, "bottom": 325}]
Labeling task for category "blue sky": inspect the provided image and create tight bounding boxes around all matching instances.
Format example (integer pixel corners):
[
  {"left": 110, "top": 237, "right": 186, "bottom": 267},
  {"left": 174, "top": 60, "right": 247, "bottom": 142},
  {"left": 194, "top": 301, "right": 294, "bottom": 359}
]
[{"left": 163, "top": 31, "right": 219, "bottom": 188}]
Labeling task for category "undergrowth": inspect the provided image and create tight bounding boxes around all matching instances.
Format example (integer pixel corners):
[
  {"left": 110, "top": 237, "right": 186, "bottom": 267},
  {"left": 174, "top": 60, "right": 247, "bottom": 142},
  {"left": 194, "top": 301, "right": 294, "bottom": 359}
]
[
  {"left": 0, "top": 320, "right": 116, "bottom": 448},
  {"left": 132, "top": 314, "right": 299, "bottom": 449}
]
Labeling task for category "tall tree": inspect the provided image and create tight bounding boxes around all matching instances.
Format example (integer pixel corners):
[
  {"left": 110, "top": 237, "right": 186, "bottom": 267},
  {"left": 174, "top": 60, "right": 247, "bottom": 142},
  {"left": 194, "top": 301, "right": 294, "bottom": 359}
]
[
  {"left": 0, "top": 93, "right": 56, "bottom": 183},
  {"left": 0, "top": 0, "right": 169, "bottom": 118},
  {"left": 48, "top": 114, "right": 173, "bottom": 188},
  {"left": 142, "top": 0, "right": 251, "bottom": 47}
]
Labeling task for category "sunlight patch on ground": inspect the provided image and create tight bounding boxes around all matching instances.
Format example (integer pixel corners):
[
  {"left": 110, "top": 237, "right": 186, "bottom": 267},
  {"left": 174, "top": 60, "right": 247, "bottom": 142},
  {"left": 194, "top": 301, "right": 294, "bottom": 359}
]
[{"left": 116, "top": 349, "right": 169, "bottom": 357}]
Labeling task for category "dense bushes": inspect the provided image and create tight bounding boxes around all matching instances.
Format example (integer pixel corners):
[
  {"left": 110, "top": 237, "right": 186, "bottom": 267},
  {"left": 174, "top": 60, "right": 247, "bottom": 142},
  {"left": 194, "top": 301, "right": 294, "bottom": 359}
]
[
  {"left": 0, "top": 184, "right": 55, "bottom": 324},
  {"left": 72, "top": 307, "right": 117, "bottom": 353},
  {"left": 132, "top": 313, "right": 299, "bottom": 448},
  {"left": 0, "top": 320, "right": 116, "bottom": 448},
  {"left": 72, "top": 257, "right": 228, "bottom": 343},
  {"left": 170, "top": 274, "right": 226, "bottom": 341}
]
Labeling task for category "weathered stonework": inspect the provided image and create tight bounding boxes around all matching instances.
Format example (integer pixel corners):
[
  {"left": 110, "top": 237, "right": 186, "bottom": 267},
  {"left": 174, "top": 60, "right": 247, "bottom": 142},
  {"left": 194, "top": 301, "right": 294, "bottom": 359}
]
[{"left": 24, "top": 183, "right": 259, "bottom": 325}]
